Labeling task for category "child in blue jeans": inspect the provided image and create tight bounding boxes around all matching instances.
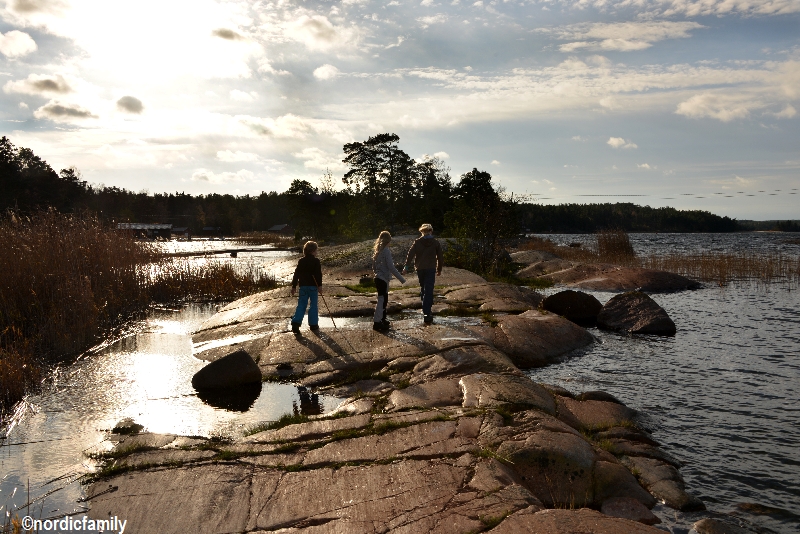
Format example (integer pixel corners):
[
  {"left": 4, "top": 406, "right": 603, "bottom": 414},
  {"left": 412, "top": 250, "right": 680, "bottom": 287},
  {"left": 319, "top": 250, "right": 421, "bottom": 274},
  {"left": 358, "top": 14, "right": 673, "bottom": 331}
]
[{"left": 291, "top": 241, "right": 322, "bottom": 334}]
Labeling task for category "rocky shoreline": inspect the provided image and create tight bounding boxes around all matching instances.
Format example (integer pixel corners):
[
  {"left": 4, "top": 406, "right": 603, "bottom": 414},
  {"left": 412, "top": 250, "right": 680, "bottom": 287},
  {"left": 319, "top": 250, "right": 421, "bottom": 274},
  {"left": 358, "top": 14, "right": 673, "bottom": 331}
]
[{"left": 85, "top": 243, "right": 710, "bottom": 533}]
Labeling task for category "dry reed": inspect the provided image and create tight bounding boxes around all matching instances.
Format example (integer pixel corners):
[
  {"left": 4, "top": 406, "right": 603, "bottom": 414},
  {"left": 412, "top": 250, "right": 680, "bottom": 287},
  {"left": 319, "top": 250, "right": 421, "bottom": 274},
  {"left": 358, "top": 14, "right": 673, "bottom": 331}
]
[
  {"left": 234, "top": 231, "right": 294, "bottom": 247},
  {"left": 0, "top": 211, "right": 276, "bottom": 415}
]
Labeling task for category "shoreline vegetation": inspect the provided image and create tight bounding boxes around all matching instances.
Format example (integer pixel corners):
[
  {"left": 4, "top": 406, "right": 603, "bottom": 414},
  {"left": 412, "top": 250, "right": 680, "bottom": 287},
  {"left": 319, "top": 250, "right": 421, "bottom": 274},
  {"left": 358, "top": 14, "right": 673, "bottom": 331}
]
[{"left": 0, "top": 210, "right": 277, "bottom": 415}]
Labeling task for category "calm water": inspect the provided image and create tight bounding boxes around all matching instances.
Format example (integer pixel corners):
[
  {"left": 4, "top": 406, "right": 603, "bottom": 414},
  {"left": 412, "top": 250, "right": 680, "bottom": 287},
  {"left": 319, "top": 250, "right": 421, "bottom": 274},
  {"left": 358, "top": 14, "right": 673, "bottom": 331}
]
[{"left": 1, "top": 234, "right": 799, "bottom": 533}]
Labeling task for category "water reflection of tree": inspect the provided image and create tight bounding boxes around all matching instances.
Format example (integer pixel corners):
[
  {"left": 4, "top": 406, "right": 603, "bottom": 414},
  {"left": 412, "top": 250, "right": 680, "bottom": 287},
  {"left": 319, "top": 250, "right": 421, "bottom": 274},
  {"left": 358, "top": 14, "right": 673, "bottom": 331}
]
[{"left": 293, "top": 386, "right": 323, "bottom": 416}]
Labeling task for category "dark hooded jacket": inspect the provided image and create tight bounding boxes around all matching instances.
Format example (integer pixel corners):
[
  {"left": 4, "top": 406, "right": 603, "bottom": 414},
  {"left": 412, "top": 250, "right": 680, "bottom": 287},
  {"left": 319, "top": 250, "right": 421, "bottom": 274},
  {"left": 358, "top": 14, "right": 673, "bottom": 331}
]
[{"left": 405, "top": 235, "right": 443, "bottom": 271}]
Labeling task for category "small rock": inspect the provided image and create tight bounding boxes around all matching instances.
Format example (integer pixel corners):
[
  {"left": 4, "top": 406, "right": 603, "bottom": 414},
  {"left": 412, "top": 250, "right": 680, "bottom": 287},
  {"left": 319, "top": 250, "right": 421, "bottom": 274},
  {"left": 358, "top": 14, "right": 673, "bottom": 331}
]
[
  {"left": 112, "top": 417, "right": 144, "bottom": 435},
  {"left": 692, "top": 518, "right": 752, "bottom": 534},
  {"left": 597, "top": 291, "right": 676, "bottom": 336},
  {"left": 541, "top": 290, "right": 603, "bottom": 326},
  {"left": 601, "top": 497, "right": 660, "bottom": 525},
  {"left": 191, "top": 349, "right": 262, "bottom": 389}
]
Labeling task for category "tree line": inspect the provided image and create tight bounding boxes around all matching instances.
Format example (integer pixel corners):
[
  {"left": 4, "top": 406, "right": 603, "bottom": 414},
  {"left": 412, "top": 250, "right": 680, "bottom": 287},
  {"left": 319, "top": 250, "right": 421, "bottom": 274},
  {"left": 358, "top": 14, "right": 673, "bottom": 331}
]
[{"left": 1, "top": 134, "right": 742, "bottom": 241}]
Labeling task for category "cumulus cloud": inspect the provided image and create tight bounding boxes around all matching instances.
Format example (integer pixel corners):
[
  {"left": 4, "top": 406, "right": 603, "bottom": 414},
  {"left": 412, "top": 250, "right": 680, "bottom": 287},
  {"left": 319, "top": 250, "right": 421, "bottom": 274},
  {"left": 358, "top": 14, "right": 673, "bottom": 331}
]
[
  {"left": 637, "top": 163, "right": 652, "bottom": 169},
  {"left": 4, "top": 74, "right": 72, "bottom": 95},
  {"left": 116, "top": 95, "right": 143, "bottom": 113},
  {"left": 212, "top": 28, "right": 243, "bottom": 40},
  {"left": 433, "top": 151, "right": 449, "bottom": 159},
  {"left": 293, "top": 147, "right": 346, "bottom": 170},
  {"left": 230, "top": 89, "right": 257, "bottom": 102},
  {"left": 542, "top": 21, "right": 704, "bottom": 53},
  {"left": 491, "top": 159, "right": 500, "bottom": 165},
  {"left": 191, "top": 168, "right": 254, "bottom": 184},
  {"left": 767, "top": 104, "right": 796, "bottom": 119},
  {"left": 313, "top": 64, "right": 339, "bottom": 80},
  {"left": 217, "top": 150, "right": 259, "bottom": 162},
  {"left": 675, "top": 93, "right": 754, "bottom": 122},
  {"left": 34, "top": 100, "right": 96, "bottom": 120},
  {"left": 9, "top": 0, "right": 65, "bottom": 14},
  {"left": 239, "top": 113, "right": 351, "bottom": 143},
  {"left": 551, "top": 0, "right": 799, "bottom": 16},
  {"left": 418, "top": 14, "right": 447, "bottom": 27},
  {"left": 607, "top": 137, "right": 637, "bottom": 149},
  {"left": 0, "top": 30, "right": 37, "bottom": 58},
  {"left": 285, "top": 15, "right": 346, "bottom": 51}
]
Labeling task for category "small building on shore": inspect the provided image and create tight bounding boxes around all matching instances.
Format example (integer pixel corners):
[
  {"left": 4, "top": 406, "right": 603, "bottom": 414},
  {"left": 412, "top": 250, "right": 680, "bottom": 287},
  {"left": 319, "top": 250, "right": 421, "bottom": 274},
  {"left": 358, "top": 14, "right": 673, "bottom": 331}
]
[
  {"left": 117, "top": 223, "right": 172, "bottom": 239},
  {"left": 268, "top": 224, "right": 294, "bottom": 235},
  {"left": 171, "top": 226, "right": 191, "bottom": 239},
  {"left": 202, "top": 226, "right": 223, "bottom": 238}
]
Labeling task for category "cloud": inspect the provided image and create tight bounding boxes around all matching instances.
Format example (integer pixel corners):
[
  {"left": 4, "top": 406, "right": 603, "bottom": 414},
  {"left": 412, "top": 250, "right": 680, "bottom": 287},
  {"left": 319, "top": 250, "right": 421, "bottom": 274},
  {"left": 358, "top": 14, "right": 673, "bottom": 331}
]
[
  {"left": 675, "top": 93, "right": 753, "bottom": 122},
  {"left": 313, "top": 64, "right": 339, "bottom": 80},
  {"left": 293, "top": 147, "right": 346, "bottom": 171},
  {"left": 230, "top": 89, "right": 257, "bottom": 102},
  {"left": 217, "top": 150, "right": 259, "bottom": 162},
  {"left": 767, "top": 104, "right": 796, "bottom": 119},
  {"left": 607, "top": 137, "right": 637, "bottom": 149},
  {"left": 421, "top": 0, "right": 435, "bottom": 5},
  {"left": 0, "top": 30, "right": 37, "bottom": 58},
  {"left": 571, "top": 135, "right": 585, "bottom": 141},
  {"left": 418, "top": 14, "right": 447, "bottom": 27},
  {"left": 191, "top": 168, "right": 254, "bottom": 184},
  {"left": 286, "top": 15, "right": 348, "bottom": 51},
  {"left": 4, "top": 74, "right": 72, "bottom": 94},
  {"left": 239, "top": 113, "right": 351, "bottom": 142},
  {"left": 116, "top": 95, "right": 143, "bottom": 113},
  {"left": 549, "top": 0, "right": 799, "bottom": 16},
  {"left": 34, "top": 100, "right": 96, "bottom": 120},
  {"left": 18, "top": 101, "right": 28, "bottom": 109},
  {"left": 637, "top": 163, "right": 652, "bottom": 169},
  {"left": 9, "top": 0, "right": 65, "bottom": 14},
  {"left": 543, "top": 21, "right": 704, "bottom": 53},
  {"left": 212, "top": 28, "right": 243, "bottom": 40},
  {"left": 491, "top": 159, "right": 500, "bottom": 165},
  {"left": 433, "top": 151, "right": 449, "bottom": 159}
]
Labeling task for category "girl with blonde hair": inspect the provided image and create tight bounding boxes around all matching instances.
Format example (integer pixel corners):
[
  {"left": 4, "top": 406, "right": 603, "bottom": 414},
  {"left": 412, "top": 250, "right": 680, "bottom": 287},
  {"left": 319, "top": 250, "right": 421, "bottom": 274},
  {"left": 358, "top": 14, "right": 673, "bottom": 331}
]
[{"left": 372, "top": 230, "right": 406, "bottom": 331}]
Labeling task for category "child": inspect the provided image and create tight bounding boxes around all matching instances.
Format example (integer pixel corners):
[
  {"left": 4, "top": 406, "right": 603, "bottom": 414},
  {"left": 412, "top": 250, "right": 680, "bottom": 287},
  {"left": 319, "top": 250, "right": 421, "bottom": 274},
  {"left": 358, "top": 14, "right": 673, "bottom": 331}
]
[
  {"left": 372, "top": 231, "right": 406, "bottom": 331},
  {"left": 291, "top": 241, "right": 323, "bottom": 334}
]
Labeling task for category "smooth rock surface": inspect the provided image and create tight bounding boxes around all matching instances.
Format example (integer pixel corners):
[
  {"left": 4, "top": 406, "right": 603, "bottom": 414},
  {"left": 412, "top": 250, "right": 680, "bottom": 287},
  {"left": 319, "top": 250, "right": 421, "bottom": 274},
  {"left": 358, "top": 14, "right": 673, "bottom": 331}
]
[
  {"left": 597, "top": 291, "right": 677, "bottom": 336},
  {"left": 493, "top": 310, "right": 594, "bottom": 368},
  {"left": 692, "top": 518, "right": 752, "bottom": 534},
  {"left": 600, "top": 497, "right": 661, "bottom": 525},
  {"left": 541, "top": 263, "right": 701, "bottom": 293},
  {"left": 489, "top": 507, "right": 664, "bottom": 533}
]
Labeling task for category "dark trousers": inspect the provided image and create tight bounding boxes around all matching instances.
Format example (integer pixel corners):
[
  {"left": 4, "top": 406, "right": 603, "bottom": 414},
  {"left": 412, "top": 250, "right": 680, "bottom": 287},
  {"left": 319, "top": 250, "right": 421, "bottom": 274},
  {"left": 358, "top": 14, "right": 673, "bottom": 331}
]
[
  {"left": 416, "top": 268, "right": 436, "bottom": 316},
  {"left": 374, "top": 277, "right": 388, "bottom": 322}
]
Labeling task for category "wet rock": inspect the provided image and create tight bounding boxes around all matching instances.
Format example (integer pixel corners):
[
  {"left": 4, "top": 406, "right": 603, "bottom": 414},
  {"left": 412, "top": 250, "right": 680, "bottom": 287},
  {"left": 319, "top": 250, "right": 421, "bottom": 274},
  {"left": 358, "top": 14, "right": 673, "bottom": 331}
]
[
  {"left": 556, "top": 396, "right": 637, "bottom": 430},
  {"left": 496, "top": 430, "right": 596, "bottom": 507},
  {"left": 594, "top": 426, "right": 659, "bottom": 447},
  {"left": 325, "top": 379, "right": 394, "bottom": 397},
  {"left": 692, "top": 518, "right": 751, "bottom": 534},
  {"left": 111, "top": 449, "right": 216, "bottom": 469},
  {"left": 489, "top": 507, "right": 664, "bottom": 533},
  {"left": 621, "top": 456, "right": 705, "bottom": 511},
  {"left": 597, "top": 291, "right": 676, "bottom": 336},
  {"left": 330, "top": 396, "right": 374, "bottom": 415},
  {"left": 191, "top": 349, "right": 262, "bottom": 389},
  {"left": 244, "top": 414, "right": 371, "bottom": 443},
  {"left": 541, "top": 383, "right": 575, "bottom": 398},
  {"left": 608, "top": 439, "right": 682, "bottom": 467},
  {"left": 111, "top": 432, "right": 180, "bottom": 452},
  {"left": 600, "top": 497, "right": 660, "bottom": 525},
  {"left": 593, "top": 460, "right": 656, "bottom": 507},
  {"left": 542, "top": 290, "right": 603, "bottom": 326},
  {"left": 493, "top": 310, "right": 593, "bottom": 368},
  {"left": 460, "top": 374, "right": 556, "bottom": 415},
  {"left": 386, "top": 378, "right": 463, "bottom": 411},
  {"left": 575, "top": 390, "right": 623, "bottom": 404},
  {"left": 112, "top": 417, "right": 143, "bottom": 435}
]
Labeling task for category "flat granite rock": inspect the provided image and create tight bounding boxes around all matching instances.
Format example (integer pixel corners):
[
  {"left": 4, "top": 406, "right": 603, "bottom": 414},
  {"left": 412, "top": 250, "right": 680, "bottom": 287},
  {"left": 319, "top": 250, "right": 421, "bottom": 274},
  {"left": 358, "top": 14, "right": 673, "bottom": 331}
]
[
  {"left": 488, "top": 508, "right": 664, "bottom": 533},
  {"left": 460, "top": 373, "right": 556, "bottom": 414},
  {"left": 601, "top": 496, "right": 661, "bottom": 525},
  {"left": 445, "top": 283, "right": 544, "bottom": 312},
  {"left": 493, "top": 310, "right": 594, "bottom": 368},
  {"left": 386, "top": 378, "right": 463, "bottom": 411}
]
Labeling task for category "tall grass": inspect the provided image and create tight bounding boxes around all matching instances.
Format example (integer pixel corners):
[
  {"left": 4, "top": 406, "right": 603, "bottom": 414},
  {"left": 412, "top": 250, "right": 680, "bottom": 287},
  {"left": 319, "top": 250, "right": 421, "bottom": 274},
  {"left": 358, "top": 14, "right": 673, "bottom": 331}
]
[
  {"left": 595, "top": 229, "right": 636, "bottom": 264},
  {"left": 234, "top": 231, "right": 294, "bottom": 247},
  {"left": 0, "top": 211, "right": 277, "bottom": 414}
]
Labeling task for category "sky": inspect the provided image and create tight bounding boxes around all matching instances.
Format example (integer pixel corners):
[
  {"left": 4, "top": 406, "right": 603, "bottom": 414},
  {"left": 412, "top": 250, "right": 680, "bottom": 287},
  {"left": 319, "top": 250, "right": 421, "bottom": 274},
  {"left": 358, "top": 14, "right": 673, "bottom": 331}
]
[{"left": 0, "top": 0, "right": 798, "bottom": 220}]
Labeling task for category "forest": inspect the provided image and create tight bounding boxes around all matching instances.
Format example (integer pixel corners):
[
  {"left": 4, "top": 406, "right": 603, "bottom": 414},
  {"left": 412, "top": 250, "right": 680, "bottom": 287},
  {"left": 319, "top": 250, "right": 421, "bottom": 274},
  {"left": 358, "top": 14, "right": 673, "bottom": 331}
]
[{"left": 1, "top": 134, "right": 744, "bottom": 238}]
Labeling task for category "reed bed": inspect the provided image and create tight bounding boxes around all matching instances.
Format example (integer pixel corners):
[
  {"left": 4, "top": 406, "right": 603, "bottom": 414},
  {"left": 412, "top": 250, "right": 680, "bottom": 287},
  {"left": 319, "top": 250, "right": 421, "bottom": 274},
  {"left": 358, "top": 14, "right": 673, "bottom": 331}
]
[
  {"left": 0, "top": 211, "right": 276, "bottom": 415},
  {"left": 234, "top": 231, "right": 294, "bottom": 247}
]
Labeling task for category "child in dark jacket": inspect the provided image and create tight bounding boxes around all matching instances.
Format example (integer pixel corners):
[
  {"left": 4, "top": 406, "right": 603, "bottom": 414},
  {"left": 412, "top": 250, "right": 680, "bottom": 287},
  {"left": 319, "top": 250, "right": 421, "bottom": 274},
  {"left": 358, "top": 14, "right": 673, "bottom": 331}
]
[{"left": 291, "top": 241, "right": 322, "bottom": 334}]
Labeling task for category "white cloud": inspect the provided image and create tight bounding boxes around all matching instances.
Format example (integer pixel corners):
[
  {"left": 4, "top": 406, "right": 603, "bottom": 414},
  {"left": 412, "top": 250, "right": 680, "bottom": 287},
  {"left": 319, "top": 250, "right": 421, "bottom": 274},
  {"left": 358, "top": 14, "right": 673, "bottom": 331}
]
[
  {"left": 607, "top": 137, "right": 637, "bottom": 149},
  {"left": 768, "top": 104, "right": 796, "bottom": 119},
  {"left": 491, "top": 159, "right": 500, "bottom": 165},
  {"left": 0, "top": 30, "right": 37, "bottom": 58},
  {"left": 571, "top": 135, "right": 585, "bottom": 141},
  {"left": 18, "top": 101, "right": 28, "bottom": 109},
  {"left": 293, "top": 147, "right": 346, "bottom": 171},
  {"left": 230, "top": 89, "right": 257, "bottom": 102},
  {"left": 637, "top": 163, "right": 652, "bottom": 169},
  {"left": 285, "top": 15, "right": 357, "bottom": 51},
  {"left": 543, "top": 21, "right": 704, "bottom": 53},
  {"left": 675, "top": 93, "right": 754, "bottom": 122},
  {"left": 34, "top": 100, "right": 97, "bottom": 121},
  {"left": 433, "top": 151, "right": 449, "bottom": 159},
  {"left": 239, "top": 113, "right": 352, "bottom": 143},
  {"left": 4, "top": 73, "right": 72, "bottom": 95},
  {"left": 421, "top": 0, "right": 435, "bottom": 5},
  {"left": 217, "top": 150, "right": 259, "bottom": 162},
  {"left": 313, "top": 64, "right": 340, "bottom": 80},
  {"left": 417, "top": 14, "right": 447, "bottom": 27},
  {"left": 191, "top": 168, "right": 254, "bottom": 184},
  {"left": 549, "top": 0, "right": 799, "bottom": 16}
]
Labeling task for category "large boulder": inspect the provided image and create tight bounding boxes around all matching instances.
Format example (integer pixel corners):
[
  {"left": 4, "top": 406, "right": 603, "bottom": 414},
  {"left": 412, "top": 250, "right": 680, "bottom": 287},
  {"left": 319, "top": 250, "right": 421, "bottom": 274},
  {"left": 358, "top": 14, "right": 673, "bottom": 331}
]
[
  {"left": 596, "top": 292, "right": 676, "bottom": 336},
  {"left": 542, "top": 290, "right": 603, "bottom": 326},
  {"left": 191, "top": 349, "right": 262, "bottom": 389},
  {"left": 493, "top": 310, "right": 594, "bottom": 368},
  {"left": 542, "top": 264, "right": 700, "bottom": 293}
]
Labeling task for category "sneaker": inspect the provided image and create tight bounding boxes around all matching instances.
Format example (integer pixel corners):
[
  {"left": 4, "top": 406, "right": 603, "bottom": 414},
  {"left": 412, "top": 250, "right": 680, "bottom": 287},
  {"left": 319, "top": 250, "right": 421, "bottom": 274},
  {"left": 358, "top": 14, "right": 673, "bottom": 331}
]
[
  {"left": 291, "top": 322, "right": 301, "bottom": 334},
  {"left": 423, "top": 314, "right": 433, "bottom": 325},
  {"left": 310, "top": 324, "right": 320, "bottom": 331},
  {"left": 373, "top": 322, "right": 389, "bottom": 331}
]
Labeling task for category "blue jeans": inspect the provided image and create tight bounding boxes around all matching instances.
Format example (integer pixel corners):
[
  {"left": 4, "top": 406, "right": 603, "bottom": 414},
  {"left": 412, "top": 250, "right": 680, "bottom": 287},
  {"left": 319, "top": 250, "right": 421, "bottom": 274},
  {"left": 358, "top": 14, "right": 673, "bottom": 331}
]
[
  {"left": 292, "top": 286, "right": 319, "bottom": 326},
  {"left": 417, "top": 268, "right": 436, "bottom": 316}
]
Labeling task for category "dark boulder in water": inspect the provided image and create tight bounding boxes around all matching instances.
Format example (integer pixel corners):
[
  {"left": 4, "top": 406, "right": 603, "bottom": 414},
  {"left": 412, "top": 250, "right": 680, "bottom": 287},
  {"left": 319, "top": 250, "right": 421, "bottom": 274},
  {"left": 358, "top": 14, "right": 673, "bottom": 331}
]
[
  {"left": 542, "top": 290, "right": 603, "bottom": 326},
  {"left": 191, "top": 349, "right": 262, "bottom": 389},
  {"left": 597, "top": 292, "right": 676, "bottom": 336}
]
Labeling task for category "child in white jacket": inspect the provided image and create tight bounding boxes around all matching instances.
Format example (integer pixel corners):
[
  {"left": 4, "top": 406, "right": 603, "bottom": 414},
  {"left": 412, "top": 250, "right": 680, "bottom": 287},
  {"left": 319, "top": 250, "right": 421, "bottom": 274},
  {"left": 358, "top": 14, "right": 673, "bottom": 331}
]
[{"left": 372, "top": 231, "right": 406, "bottom": 331}]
